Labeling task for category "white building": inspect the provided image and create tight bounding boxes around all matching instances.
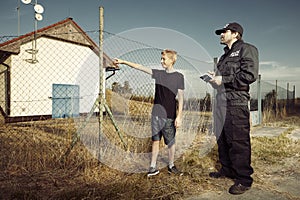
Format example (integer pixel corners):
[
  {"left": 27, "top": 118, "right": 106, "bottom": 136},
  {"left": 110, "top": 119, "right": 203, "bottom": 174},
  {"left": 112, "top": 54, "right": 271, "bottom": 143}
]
[{"left": 0, "top": 18, "right": 113, "bottom": 122}]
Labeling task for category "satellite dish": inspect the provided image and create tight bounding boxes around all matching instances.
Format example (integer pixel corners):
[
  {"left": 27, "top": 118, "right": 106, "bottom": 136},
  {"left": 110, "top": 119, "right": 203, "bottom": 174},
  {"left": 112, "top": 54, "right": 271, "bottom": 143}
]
[
  {"left": 35, "top": 13, "right": 43, "bottom": 21},
  {"left": 34, "top": 4, "right": 44, "bottom": 14},
  {"left": 21, "top": 0, "right": 32, "bottom": 4}
]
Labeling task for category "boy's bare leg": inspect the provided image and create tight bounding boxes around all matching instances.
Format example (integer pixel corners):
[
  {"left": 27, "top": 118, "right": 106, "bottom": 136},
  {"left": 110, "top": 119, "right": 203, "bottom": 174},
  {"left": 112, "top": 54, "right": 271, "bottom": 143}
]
[
  {"left": 168, "top": 143, "right": 175, "bottom": 167},
  {"left": 167, "top": 143, "right": 182, "bottom": 175},
  {"left": 150, "top": 141, "right": 160, "bottom": 168}
]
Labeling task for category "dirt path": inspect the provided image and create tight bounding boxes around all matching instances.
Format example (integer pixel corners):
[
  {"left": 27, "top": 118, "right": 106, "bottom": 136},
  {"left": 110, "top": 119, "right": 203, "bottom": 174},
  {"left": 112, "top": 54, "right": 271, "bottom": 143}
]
[{"left": 186, "top": 126, "right": 300, "bottom": 200}]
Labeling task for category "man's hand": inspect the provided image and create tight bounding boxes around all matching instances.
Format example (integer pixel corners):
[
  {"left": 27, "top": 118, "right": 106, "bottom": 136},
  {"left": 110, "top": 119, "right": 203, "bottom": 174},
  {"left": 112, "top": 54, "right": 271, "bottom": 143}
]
[
  {"left": 210, "top": 75, "right": 222, "bottom": 86},
  {"left": 207, "top": 71, "right": 222, "bottom": 86}
]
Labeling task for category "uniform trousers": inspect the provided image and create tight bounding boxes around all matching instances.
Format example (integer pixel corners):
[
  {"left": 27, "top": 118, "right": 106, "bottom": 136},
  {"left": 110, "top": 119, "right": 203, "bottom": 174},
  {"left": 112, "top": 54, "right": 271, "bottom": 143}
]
[{"left": 215, "top": 104, "right": 253, "bottom": 187}]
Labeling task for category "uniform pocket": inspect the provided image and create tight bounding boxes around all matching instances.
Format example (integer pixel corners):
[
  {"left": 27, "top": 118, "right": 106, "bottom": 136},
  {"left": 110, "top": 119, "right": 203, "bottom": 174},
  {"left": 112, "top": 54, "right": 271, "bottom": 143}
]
[
  {"left": 228, "top": 106, "right": 250, "bottom": 140},
  {"left": 230, "top": 106, "right": 249, "bottom": 125}
]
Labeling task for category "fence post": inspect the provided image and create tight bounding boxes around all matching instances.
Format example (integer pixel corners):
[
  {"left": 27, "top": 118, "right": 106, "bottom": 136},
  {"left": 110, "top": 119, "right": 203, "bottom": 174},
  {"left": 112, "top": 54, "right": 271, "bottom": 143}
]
[
  {"left": 257, "top": 74, "right": 262, "bottom": 124},
  {"left": 99, "top": 6, "right": 104, "bottom": 146},
  {"left": 212, "top": 57, "right": 218, "bottom": 132},
  {"left": 275, "top": 80, "right": 278, "bottom": 118},
  {"left": 293, "top": 85, "right": 296, "bottom": 112},
  {"left": 287, "top": 82, "right": 289, "bottom": 113}
]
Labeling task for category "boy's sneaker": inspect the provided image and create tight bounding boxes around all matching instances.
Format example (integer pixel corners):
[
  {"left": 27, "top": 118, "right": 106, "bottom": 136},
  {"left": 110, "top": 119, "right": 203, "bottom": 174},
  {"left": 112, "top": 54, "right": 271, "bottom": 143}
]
[
  {"left": 147, "top": 167, "right": 159, "bottom": 177},
  {"left": 168, "top": 166, "right": 183, "bottom": 176}
]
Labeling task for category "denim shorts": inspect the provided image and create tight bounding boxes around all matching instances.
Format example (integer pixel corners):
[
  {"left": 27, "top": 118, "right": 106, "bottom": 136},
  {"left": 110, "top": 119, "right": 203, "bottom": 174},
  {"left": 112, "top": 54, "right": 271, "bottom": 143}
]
[{"left": 151, "top": 116, "right": 176, "bottom": 147}]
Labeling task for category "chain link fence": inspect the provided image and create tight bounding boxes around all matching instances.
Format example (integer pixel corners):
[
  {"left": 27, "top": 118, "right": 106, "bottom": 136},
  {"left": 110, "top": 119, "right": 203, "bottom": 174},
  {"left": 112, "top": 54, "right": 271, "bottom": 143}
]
[
  {"left": 0, "top": 26, "right": 215, "bottom": 174},
  {"left": 249, "top": 76, "right": 297, "bottom": 123},
  {"left": 0, "top": 24, "right": 297, "bottom": 173}
]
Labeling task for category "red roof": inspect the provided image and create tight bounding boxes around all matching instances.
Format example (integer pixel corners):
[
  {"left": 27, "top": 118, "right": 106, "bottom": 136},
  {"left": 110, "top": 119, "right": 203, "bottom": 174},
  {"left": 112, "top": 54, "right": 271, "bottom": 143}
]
[{"left": 0, "top": 17, "right": 99, "bottom": 54}]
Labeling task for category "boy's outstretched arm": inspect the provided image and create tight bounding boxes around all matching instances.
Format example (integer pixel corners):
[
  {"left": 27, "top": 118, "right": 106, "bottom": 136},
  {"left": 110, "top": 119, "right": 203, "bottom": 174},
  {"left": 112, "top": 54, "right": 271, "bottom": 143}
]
[{"left": 113, "top": 58, "right": 152, "bottom": 75}]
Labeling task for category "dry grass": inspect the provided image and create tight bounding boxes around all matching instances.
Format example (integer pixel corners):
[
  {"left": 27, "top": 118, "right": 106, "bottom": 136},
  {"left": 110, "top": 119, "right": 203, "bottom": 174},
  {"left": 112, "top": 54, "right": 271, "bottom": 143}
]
[
  {"left": 0, "top": 119, "right": 215, "bottom": 199},
  {"left": 0, "top": 97, "right": 300, "bottom": 199}
]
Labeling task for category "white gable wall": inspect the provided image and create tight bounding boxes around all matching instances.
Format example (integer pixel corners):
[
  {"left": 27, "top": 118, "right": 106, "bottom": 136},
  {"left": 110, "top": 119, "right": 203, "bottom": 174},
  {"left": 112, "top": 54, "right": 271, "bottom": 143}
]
[{"left": 10, "top": 37, "right": 100, "bottom": 116}]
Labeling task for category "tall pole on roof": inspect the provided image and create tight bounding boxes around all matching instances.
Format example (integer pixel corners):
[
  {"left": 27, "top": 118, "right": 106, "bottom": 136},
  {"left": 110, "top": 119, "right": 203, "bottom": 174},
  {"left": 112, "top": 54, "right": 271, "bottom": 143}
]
[{"left": 17, "top": 0, "right": 20, "bottom": 36}]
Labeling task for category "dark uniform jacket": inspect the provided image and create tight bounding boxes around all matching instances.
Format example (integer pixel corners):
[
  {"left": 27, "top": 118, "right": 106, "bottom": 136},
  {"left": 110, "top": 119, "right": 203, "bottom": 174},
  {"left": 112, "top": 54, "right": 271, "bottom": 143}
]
[{"left": 216, "top": 39, "right": 259, "bottom": 105}]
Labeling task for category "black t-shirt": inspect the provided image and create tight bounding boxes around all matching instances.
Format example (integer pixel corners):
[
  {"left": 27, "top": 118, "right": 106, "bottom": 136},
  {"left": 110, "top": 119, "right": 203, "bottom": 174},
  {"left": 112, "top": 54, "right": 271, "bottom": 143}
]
[{"left": 152, "top": 69, "right": 184, "bottom": 119}]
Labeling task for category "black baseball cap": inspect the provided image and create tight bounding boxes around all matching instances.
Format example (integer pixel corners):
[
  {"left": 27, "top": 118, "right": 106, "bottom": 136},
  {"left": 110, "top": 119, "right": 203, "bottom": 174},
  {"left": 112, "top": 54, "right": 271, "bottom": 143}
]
[{"left": 215, "top": 22, "right": 243, "bottom": 36}]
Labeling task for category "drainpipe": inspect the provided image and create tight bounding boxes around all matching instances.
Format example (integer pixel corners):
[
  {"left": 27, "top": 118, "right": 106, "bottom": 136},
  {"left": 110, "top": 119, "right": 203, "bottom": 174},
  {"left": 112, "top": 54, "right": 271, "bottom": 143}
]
[{"left": 0, "top": 62, "right": 10, "bottom": 117}]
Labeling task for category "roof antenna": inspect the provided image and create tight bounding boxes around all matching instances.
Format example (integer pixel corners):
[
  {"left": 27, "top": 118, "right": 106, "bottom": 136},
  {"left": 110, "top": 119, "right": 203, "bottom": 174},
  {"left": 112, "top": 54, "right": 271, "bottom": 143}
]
[{"left": 21, "top": 0, "right": 45, "bottom": 64}]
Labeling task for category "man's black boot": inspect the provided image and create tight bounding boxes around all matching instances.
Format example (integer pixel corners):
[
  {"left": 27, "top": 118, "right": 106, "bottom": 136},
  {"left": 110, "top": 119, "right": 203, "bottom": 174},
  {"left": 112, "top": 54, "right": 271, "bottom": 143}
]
[{"left": 228, "top": 183, "right": 250, "bottom": 195}]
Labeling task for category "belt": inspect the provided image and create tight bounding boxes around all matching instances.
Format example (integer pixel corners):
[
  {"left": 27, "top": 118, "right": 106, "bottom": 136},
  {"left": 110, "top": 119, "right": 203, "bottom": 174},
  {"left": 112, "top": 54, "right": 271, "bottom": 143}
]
[
  {"left": 227, "top": 100, "right": 248, "bottom": 106},
  {"left": 225, "top": 86, "right": 249, "bottom": 92}
]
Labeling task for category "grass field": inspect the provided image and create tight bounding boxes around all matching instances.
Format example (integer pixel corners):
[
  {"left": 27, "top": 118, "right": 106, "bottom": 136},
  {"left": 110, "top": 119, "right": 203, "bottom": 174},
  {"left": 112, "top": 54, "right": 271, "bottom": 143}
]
[{"left": 1, "top": 115, "right": 299, "bottom": 199}]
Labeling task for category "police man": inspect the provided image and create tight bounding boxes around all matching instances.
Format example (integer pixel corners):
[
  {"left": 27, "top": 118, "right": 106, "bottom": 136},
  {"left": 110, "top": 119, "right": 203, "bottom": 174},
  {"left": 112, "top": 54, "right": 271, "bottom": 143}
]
[{"left": 207, "top": 22, "right": 259, "bottom": 195}]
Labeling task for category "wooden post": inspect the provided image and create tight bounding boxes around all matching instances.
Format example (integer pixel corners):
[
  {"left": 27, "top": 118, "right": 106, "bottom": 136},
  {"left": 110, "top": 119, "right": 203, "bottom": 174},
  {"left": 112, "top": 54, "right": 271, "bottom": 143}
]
[{"left": 99, "top": 6, "right": 104, "bottom": 144}]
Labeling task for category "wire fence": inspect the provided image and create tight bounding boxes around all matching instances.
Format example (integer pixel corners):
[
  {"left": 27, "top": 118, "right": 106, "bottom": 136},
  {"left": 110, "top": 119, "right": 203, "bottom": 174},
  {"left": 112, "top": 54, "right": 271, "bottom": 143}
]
[
  {"left": 0, "top": 28, "right": 297, "bottom": 173},
  {"left": 0, "top": 28, "right": 214, "bottom": 173},
  {"left": 1, "top": 31, "right": 297, "bottom": 121},
  {"left": 249, "top": 77, "right": 297, "bottom": 118}
]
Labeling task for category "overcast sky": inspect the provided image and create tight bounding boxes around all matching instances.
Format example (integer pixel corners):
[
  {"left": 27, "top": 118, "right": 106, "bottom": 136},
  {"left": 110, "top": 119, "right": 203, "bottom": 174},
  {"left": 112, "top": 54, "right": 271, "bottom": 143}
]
[{"left": 1, "top": 0, "right": 300, "bottom": 96}]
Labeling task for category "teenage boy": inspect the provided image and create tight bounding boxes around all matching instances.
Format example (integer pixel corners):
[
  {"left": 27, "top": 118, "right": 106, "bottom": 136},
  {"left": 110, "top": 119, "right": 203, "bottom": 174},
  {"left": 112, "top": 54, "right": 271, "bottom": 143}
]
[{"left": 113, "top": 49, "right": 184, "bottom": 176}]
